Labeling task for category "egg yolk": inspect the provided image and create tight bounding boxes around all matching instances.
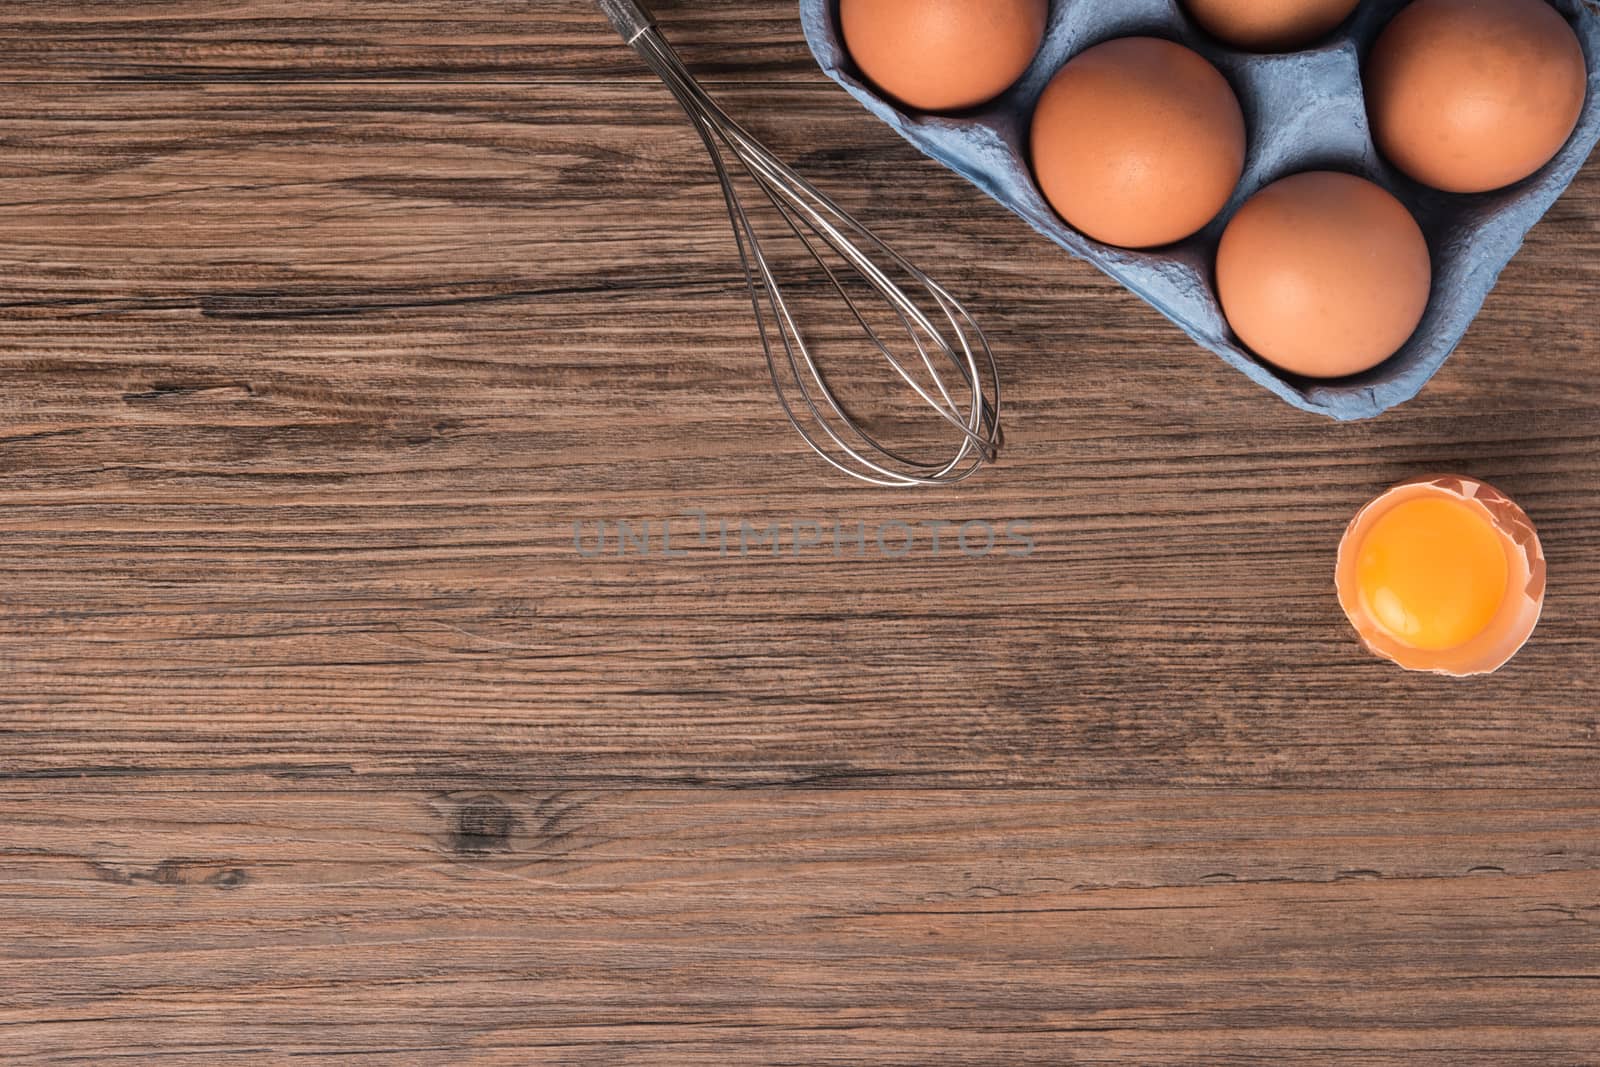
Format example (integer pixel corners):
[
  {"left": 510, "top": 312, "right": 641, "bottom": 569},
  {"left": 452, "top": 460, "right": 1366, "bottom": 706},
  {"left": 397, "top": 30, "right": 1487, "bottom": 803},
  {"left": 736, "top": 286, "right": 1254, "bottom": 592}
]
[{"left": 1355, "top": 497, "right": 1509, "bottom": 651}]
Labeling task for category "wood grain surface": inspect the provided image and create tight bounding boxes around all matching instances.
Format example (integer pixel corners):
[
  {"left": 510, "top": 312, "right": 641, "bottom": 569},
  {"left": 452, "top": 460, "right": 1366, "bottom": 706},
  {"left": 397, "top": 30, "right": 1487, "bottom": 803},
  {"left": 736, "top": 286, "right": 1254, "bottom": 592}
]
[{"left": 2, "top": 2, "right": 1598, "bottom": 1063}]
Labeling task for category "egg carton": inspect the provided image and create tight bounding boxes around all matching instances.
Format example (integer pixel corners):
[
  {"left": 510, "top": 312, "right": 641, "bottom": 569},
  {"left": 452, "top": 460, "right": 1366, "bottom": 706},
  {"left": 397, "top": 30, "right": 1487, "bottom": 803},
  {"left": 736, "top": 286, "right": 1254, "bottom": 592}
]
[{"left": 799, "top": 0, "right": 1600, "bottom": 420}]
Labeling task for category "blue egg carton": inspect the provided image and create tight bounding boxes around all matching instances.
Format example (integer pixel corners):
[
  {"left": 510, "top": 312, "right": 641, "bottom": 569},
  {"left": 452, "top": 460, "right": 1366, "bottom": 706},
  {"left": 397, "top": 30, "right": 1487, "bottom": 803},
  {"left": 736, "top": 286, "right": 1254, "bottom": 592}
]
[{"left": 799, "top": 0, "right": 1600, "bottom": 420}]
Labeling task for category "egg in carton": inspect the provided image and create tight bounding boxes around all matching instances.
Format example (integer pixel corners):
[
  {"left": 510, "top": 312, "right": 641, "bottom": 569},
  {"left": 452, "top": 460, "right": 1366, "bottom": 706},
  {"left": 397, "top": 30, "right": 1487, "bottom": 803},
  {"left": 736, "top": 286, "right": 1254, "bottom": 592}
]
[{"left": 799, "top": 0, "right": 1600, "bottom": 420}]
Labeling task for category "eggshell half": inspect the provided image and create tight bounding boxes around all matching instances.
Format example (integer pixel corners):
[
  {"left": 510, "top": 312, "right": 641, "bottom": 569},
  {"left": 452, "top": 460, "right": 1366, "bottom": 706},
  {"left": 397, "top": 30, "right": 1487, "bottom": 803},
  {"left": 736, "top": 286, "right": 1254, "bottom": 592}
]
[{"left": 1336, "top": 475, "right": 1546, "bottom": 677}]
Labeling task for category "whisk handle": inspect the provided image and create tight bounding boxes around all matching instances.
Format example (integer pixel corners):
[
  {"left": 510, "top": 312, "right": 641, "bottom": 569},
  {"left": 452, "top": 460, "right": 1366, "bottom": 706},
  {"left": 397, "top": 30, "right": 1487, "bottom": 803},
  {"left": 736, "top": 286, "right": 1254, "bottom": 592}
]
[{"left": 596, "top": 0, "right": 656, "bottom": 46}]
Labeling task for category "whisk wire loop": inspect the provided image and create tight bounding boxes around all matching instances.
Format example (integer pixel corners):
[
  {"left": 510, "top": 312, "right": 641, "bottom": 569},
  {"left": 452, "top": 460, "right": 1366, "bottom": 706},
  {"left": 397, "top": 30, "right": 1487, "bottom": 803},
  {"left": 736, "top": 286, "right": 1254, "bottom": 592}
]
[{"left": 603, "top": 7, "right": 1002, "bottom": 487}]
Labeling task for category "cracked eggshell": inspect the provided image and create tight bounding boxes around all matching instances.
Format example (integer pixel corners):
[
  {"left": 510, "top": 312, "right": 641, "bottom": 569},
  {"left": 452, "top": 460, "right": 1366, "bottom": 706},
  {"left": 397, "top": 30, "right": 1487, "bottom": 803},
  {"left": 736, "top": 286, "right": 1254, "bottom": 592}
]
[{"left": 1335, "top": 475, "right": 1547, "bottom": 677}]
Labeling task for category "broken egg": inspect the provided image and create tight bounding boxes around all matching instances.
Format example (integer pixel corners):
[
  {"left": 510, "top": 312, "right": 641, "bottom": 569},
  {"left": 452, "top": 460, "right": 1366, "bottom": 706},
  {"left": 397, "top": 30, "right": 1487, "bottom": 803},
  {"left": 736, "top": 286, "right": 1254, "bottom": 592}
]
[{"left": 1336, "top": 476, "right": 1546, "bottom": 676}]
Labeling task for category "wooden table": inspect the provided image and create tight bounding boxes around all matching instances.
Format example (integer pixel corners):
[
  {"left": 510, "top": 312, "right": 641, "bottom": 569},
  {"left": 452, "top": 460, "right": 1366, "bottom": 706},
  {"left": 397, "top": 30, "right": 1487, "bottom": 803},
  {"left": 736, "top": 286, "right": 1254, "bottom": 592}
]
[{"left": 3, "top": 3, "right": 1598, "bottom": 1063}]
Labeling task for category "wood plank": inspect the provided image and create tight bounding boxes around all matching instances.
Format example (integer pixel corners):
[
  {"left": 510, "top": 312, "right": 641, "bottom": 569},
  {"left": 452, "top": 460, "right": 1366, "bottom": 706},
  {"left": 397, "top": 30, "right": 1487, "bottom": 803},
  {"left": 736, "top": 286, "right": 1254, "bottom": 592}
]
[
  {"left": 0, "top": 2, "right": 815, "bottom": 83},
  {"left": 0, "top": 78, "right": 1597, "bottom": 789},
  {"left": 3, "top": 2, "right": 1600, "bottom": 1060},
  {"left": 4, "top": 788, "right": 1599, "bottom": 1064}
]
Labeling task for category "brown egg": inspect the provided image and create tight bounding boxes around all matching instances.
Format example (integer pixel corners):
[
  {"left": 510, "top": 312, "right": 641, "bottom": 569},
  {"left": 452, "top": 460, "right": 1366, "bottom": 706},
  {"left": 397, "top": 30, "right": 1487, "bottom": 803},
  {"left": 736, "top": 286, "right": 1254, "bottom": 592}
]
[
  {"left": 840, "top": 0, "right": 1048, "bottom": 113},
  {"left": 1030, "top": 37, "right": 1246, "bottom": 249},
  {"left": 1366, "top": 0, "right": 1588, "bottom": 194},
  {"left": 1336, "top": 475, "right": 1546, "bottom": 676},
  {"left": 1216, "top": 172, "right": 1431, "bottom": 378},
  {"left": 1184, "top": 0, "right": 1361, "bottom": 51}
]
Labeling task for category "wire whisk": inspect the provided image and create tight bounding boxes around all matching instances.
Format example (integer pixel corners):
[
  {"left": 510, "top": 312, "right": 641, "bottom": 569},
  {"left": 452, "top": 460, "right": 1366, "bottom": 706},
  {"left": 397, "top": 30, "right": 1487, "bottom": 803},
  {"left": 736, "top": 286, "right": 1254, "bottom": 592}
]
[{"left": 597, "top": 0, "right": 1002, "bottom": 488}]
